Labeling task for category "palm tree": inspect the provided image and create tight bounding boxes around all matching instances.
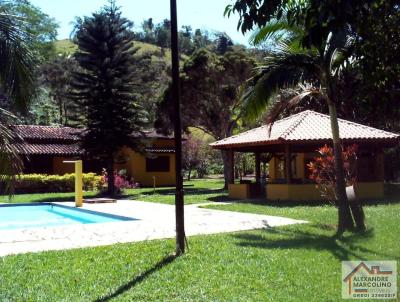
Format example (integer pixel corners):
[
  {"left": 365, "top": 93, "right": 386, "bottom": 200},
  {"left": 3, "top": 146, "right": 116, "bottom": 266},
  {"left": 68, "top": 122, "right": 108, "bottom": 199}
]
[
  {"left": 244, "top": 22, "right": 365, "bottom": 234},
  {"left": 0, "top": 6, "right": 37, "bottom": 195}
]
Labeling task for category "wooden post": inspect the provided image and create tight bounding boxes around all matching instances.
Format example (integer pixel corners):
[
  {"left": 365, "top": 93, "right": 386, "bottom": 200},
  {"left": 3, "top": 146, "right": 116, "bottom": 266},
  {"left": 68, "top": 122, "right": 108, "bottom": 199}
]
[
  {"left": 229, "top": 149, "right": 235, "bottom": 184},
  {"left": 170, "top": 0, "right": 185, "bottom": 255},
  {"left": 285, "top": 145, "right": 292, "bottom": 184},
  {"left": 375, "top": 150, "right": 385, "bottom": 181},
  {"left": 255, "top": 152, "right": 261, "bottom": 183}
]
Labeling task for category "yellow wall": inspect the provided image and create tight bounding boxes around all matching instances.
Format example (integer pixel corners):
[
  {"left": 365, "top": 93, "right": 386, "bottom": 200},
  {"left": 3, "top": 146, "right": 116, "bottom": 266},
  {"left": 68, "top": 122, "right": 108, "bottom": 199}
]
[
  {"left": 269, "top": 157, "right": 276, "bottom": 179},
  {"left": 266, "top": 182, "right": 384, "bottom": 201},
  {"left": 355, "top": 182, "right": 384, "bottom": 199},
  {"left": 53, "top": 157, "right": 76, "bottom": 175},
  {"left": 266, "top": 184, "right": 321, "bottom": 201},
  {"left": 228, "top": 184, "right": 250, "bottom": 199},
  {"left": 268, "top": 153, "right": 305, "bottom": 180},
  {"left": 115, "top": 146, "right": 176, "bottom": 187},
  {"left": 296, "top": 153, "right": 305, "bottom": 179}
]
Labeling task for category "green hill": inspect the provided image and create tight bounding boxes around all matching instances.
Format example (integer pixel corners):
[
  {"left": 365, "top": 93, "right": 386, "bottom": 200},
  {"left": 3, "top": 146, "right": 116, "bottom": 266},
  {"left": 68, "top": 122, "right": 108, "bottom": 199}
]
[{"left": 54, "top": 39, "right": 180, "bottom": 63}]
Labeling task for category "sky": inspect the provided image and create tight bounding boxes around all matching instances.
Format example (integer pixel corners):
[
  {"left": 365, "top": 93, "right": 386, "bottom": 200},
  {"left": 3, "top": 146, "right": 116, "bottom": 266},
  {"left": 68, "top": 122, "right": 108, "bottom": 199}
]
[{"left": 30, "top": 0, "right": 251, "bottom": 45}]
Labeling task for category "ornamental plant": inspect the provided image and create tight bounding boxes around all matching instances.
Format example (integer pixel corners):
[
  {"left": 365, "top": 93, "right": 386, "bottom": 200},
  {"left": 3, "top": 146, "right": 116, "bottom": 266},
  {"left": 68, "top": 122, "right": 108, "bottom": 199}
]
[
  {"left": 101, "top": 169, "right": 137, "bottom": 194},
  {"left": 307, "top": 144, "right": 358, "bottom": 205}
]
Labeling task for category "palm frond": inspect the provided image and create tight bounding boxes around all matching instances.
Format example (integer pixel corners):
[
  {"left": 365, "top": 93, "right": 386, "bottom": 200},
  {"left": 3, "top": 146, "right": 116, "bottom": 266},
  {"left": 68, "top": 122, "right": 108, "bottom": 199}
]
[
  {"left": 0, "top": 108, "right": 25, "bottom": 196},
  {"left": 265, "top": 84, "right": 327, "bottom": 134},
  {"left": 243, "top": 48, "right": 321, "bottom": 120},
  {"left": 0, "top": 10, "right": 37, "bottom": 111},
  {"left": 323, "top": 29, "right": 355, "bottom": 76},
  {"left": 249, "top": 19, "right": 303, "bottom": 46}
]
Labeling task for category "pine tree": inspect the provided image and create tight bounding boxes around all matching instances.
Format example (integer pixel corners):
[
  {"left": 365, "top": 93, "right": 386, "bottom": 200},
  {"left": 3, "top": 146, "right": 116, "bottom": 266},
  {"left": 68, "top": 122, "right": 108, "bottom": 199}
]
[{"left": 71, "top": 1, "right": 147, "bottom": 195}]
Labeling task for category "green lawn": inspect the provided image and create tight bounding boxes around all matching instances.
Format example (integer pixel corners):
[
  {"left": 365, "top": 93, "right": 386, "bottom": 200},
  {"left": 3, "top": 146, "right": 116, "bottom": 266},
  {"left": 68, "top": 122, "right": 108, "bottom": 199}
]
[
  {"left": 123, "top": 179, "right": 226, "bottom": 204},
  {"left": 1, "top": 179, "right": 227, "bottom": 205},
  {"left": 0, "top": 179, "right": 399, "bottom": 301}
]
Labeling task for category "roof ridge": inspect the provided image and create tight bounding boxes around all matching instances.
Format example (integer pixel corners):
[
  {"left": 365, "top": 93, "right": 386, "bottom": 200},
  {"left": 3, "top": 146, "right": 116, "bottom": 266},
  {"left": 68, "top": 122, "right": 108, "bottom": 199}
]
[
  {"left": 306, "top": 111, "right": 399, "bottom": 137},
  {"left": 210, "top": 124, "right": 270, "bottom": 145},
  {"left": 336, "top": 116, "right": 400, "bottom": 137},
  {"left": 280, "top": 110, "right": 311, "bottom": 140}
]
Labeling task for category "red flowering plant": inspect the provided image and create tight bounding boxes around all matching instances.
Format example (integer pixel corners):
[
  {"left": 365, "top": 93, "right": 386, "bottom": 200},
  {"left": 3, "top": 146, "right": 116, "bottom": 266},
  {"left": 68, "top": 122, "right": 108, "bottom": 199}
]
[
  {"left": 101, "top": 169, "right": 138, "bottom": 194},
  {"left": 307, "top": 144, "right": 358, "bottom": 205}
]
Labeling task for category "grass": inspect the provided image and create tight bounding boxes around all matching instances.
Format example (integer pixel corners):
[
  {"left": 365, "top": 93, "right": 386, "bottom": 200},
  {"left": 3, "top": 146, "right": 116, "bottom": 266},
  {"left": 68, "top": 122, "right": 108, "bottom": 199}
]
[
  {"left": 123, "top": 179, "right": 226, "bottom": 204},
  {"left": 0, "top": 179, "right": 226, "bottom": 205},
  {"left": 54, "top": 39, "right": 189, "bottom": 63},
  {"left": 0, "top": 179, "right": 399, "bottom": 301},
  {"left": 0, "top": 203, "right": 398, "bottom": 301}
]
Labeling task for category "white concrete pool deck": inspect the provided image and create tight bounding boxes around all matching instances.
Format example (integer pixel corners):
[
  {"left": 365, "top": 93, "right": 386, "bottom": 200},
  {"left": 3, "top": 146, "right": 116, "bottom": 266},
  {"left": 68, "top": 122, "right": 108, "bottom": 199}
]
[{"left": 0, "top": 200, "right": 306, "bottom": 257}]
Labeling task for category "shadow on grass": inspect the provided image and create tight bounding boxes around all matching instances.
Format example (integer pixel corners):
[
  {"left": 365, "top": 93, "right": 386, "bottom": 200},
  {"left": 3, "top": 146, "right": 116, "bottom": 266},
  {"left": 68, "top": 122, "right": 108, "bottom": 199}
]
[
  {"left": 208, "top": 183, "right": 400, "bottom": 206},
  {"left": 233, "top": 226, "right": 399, "bottom": 261},
  {"left": 123, "top": 186, "right": 227, "bottom": 199},
  {"left": 94, "top": 254, "right": 177, "bottom": 302}
]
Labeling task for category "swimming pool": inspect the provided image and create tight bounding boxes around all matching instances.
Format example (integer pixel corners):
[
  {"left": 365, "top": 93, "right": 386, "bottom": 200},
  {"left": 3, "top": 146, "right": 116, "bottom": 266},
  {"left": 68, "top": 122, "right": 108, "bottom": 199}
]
[{"left": 0, "top": 203, "right": 134, "bottom": 230}]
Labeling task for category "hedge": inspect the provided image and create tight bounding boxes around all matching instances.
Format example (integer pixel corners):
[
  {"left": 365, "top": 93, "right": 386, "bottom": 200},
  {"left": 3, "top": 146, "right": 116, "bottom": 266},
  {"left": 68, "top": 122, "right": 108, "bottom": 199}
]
[{"left": 9, "top": 173, "right": 104, "bottom": 193}]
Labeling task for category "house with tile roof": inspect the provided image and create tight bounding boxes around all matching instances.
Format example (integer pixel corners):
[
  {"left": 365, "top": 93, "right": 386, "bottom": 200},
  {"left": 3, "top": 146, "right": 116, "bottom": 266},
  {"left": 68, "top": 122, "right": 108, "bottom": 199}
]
[
  {"left": 210, "top": 110, "right": 400, "bottom": 201},
  {"left": 12, "top": 125, "right": 177, "bottom": 186}
]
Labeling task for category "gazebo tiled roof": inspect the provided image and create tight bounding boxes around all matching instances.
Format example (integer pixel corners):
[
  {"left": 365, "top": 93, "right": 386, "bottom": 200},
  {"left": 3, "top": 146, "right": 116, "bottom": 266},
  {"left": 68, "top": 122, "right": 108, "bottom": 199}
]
[{"left": 210, "top": 110, "right": 400, "bottom": 150}]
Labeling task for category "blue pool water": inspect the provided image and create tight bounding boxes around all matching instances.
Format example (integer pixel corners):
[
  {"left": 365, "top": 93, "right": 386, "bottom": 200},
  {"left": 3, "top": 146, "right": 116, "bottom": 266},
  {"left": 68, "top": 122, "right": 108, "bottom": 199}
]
[{"left": 0, "top": 204, "right": 134, "bottom": 230}]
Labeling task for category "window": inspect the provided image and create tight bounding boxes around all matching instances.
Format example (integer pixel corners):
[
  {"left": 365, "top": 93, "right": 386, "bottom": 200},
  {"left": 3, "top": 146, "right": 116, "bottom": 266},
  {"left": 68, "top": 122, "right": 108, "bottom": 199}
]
[{"left": 146, "top": 156, "right": 170, "bottom": 172}]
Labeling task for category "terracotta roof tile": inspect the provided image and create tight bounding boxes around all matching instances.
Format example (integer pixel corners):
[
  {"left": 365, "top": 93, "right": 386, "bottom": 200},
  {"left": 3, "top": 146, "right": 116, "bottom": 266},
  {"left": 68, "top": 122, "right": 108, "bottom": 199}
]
[
  {"left": 15, "top": 143, "right": 83, "bottom": 156},
  {"left": 210, "top": 110, "right": 400, "bottom": 149},
  {"left": 12, "top": 125, "right": 81, "bottom": 141},
  {"left": 11, "top": 125, "right": 177, "bottom": 156}
]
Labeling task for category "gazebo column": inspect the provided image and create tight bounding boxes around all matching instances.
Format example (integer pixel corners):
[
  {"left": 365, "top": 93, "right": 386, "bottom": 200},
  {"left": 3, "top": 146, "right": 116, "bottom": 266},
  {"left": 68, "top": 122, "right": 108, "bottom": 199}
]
[
  {"left": 228, "top": 149, "right": 235, "bottom": 184},
  {"left": 375, "top": 150, "right": 385, "bottom": 181},
  {"left": 285, "top": 144, "right": 292, "bottom": 184},
  {"left": 255, "top": 152, "right": 261, "bottom": 183}
]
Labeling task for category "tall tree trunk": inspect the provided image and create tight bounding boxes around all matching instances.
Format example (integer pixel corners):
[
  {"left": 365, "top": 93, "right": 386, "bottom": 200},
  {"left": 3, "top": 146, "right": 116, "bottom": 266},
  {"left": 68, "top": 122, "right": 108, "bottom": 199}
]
[
  {"left": 328, "top": 102, "right": 355, "bottom": 234},
  {"left": 57, "top": 97, "right": 63, "bottom": 125},
  {"left": 187, "top": 168, "right": 191, "bottom": 181},
  {"left": 63, "top": 102, "right": 68, "bottom": 126},
  {"left": 106, "top": 157, "right": 115, "bottom": 196},
  {"left": 221, "top": 150, "right": 233, "bottom": 189}
]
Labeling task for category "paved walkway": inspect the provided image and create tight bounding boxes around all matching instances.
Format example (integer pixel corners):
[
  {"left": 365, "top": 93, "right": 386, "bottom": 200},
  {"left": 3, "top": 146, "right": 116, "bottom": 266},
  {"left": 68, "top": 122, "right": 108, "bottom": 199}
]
[{"left": 0, "top": 200, "right": 306, "bottom": 257}]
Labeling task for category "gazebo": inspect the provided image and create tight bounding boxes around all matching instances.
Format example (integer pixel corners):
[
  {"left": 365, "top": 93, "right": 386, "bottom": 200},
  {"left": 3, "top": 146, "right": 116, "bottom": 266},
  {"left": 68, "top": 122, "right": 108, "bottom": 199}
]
[{"left": 210, "top": 110, "right": 399, "bottom": 201}]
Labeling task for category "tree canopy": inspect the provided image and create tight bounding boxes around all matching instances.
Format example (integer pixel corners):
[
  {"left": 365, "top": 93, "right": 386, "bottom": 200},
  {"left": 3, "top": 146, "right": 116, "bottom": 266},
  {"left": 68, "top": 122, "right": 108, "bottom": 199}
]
[
  {"left": 71, "top": 2, "right": 147, "bottom": 195},
  {"left": 3, "top": 0, "right": 59, "bottom": 60},
  {"left": 156, "top": 47, "right": 255, "bottom": 187}
]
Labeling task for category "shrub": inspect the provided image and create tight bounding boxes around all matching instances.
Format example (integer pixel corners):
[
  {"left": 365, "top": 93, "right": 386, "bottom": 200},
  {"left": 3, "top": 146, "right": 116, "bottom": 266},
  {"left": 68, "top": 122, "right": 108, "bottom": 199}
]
[
  {"left": 101, "top": 169, "right": 138, "bottom": 194},
  {"left": 307, "top": 144, "right": 358, "bottom": 205},
  {"left": 6, "top": 173, "right": 104, "bottom": 194}
]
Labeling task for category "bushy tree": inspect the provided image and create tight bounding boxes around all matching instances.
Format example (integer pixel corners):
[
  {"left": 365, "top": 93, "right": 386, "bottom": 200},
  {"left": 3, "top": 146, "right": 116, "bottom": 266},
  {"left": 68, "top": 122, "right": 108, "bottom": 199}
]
[
  {"left": 156, "top": 48, "right": 255, "bottom": 188},
  {"left": 38, "top": 54, "right": 80, "bottom": 126},
  {"left": 182, "top": 135, "right": 202, "bottom": 180},
  {"left": 71, "top": 2, "right": 147, "bottom": 195},
  {"left": 226, "top": 0, "right": 374, "bottom": 233},
  {"left": 154, "top": 19, "right": 171, "bottom": 49},
  {"left": 3, "top": 0, "right": 58, "bottom": 60},
  {"left": 215, "top": 33, "right": 233, "bottom": 54}
]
